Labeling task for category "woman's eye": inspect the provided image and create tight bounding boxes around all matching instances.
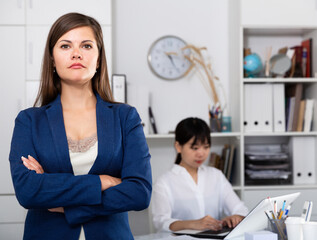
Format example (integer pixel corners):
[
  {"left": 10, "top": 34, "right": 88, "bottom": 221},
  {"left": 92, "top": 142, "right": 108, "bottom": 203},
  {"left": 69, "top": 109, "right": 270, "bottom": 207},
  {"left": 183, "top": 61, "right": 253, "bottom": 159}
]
[
  {"left": 61, "top": 45, "right": 70, "bottom": 49},
  {"left": 83, "top": 44, "right": 92, "bottom": 49}
]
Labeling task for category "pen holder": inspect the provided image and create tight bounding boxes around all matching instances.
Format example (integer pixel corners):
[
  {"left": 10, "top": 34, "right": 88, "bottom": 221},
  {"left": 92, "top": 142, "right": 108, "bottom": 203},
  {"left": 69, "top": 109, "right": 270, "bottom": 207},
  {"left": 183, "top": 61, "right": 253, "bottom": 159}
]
[
  {"left": 267, "top": 219, "right": 287, "bottom": 240},
  {"left": 210, "top": 118, "right": 222, "bottom": 132}
]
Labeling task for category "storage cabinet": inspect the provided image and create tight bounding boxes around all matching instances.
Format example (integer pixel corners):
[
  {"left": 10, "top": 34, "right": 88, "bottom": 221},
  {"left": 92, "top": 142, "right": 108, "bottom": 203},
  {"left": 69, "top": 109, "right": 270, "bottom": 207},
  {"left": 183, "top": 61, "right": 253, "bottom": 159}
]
[
  {"left": 0, "top": 27, "right": 25, "bottom": 194},
  {"left": 0, "top": 26, "right": 26, "bottom": 240},
  {"left": 0, "top": 1, "right": 25, "bottom": 24},
  {"left": 26, "top": 26, "right": 50, "bottom": 80},
  {"left": 26, "top": 0, "right": 111, "bottom": 25}
]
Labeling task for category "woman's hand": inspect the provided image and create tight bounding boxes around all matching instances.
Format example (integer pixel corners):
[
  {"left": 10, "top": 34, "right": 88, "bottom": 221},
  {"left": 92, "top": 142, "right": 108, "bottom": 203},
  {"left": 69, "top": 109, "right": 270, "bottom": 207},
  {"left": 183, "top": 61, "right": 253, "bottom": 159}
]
[
  {"left": 21, "top": 155, "right": 64, "bottom": 213},
  {"left": 193, "top": 215, "right": 223, "bottom": 231},
  {"left": 221, "top": 215, "right": 244, "bottom": 228},
  {"left": 169, "top": 215, "right": 223, "bottom": 231},
  {"left": 21, "top": 155, "right": 44, "bottom": 174},
  {"left": 99, "top": 175, "right": 122, "bottom": 191},
  {"left": 48, "top": 207, "right": 64, "bottom": 213}
]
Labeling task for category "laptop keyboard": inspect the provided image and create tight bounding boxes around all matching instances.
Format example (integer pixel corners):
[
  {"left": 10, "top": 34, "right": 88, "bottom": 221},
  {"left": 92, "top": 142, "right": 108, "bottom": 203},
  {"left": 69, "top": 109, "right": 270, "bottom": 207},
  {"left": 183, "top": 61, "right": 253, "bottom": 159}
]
[{"left": 199, "top": 226, "right": 233, "bottom": 235}]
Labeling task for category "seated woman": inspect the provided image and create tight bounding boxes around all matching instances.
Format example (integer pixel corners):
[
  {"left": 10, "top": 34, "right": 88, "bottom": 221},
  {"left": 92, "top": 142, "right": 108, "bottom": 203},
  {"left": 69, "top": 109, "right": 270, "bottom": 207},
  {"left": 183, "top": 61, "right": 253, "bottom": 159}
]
[{"left": 152, "top": 117, "right": 248, "bottom": 232}]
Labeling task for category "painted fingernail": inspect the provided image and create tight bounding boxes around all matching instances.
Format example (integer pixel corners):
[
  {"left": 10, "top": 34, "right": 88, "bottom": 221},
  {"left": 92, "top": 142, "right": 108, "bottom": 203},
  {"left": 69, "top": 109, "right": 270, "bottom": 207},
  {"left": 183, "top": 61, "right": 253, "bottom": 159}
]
[{"left": 21, "top": 156, "right": 26, "bottom": 161}]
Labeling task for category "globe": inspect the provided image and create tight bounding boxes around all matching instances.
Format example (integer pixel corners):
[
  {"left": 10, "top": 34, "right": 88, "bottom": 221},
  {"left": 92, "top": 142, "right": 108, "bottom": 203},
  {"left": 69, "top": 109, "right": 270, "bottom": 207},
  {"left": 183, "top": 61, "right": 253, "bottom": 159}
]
[{"left": 243, "top": 53, "right": 263, "bottom": 77}]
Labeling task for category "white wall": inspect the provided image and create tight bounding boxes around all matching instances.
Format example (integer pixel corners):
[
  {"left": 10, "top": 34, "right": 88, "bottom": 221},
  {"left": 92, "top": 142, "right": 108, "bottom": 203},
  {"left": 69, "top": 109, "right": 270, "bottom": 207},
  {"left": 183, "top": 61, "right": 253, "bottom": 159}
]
[
  {"left": 241, "top": 0, "right": 317, "bottom": 26},
  {"left": 113, "top": 0, "right": 232, "bottom": 134}
]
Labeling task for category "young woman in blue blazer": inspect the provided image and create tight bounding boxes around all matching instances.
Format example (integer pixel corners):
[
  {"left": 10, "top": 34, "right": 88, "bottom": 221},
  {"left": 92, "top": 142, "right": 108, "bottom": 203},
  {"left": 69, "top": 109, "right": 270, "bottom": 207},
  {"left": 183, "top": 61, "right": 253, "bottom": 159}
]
[{"left": 9, "top": 12, "right": 152, "bottom": 240}]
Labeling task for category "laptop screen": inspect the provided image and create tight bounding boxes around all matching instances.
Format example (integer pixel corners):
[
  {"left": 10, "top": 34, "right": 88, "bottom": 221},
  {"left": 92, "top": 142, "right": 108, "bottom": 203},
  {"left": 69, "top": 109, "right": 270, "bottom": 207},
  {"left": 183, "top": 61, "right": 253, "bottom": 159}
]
[{"left": 224, "top": 192, "right": 300, "bottom": 239}]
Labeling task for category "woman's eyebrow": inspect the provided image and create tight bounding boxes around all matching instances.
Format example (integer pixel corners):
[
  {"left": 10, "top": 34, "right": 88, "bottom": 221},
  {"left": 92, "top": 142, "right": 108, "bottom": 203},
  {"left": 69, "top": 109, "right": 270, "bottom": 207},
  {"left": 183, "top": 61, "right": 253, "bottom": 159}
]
[
  {"left": 59, "top": 40, "right": 72, "bottom": 43},
  {"left": 82, "top": 40, "right": 94, "bottom": 43},
  {"left": 58, "top": 40, "right": 95, "bottom": 43}
]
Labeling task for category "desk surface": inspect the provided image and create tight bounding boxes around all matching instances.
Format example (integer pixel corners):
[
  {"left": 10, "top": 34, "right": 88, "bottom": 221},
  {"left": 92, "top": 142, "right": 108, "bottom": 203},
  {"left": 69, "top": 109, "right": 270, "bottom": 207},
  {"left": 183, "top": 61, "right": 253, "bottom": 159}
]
[{"left": 134, "top": 232, "right": 244, "bottom": 240}]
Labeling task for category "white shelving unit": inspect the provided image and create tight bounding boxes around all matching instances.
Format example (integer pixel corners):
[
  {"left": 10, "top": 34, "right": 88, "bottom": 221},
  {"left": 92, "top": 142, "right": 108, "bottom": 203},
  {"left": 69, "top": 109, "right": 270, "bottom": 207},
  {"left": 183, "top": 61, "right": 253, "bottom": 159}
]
[{"left": 240, "top": 26, "right": 317, "bottom": 218}]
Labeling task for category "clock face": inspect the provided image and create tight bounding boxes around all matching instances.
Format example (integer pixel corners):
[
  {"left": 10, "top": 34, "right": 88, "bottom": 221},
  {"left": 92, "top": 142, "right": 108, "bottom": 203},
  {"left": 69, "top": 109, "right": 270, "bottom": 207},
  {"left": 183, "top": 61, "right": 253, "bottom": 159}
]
[{"left": 148, "top": 35, "right": 192, "bottom": 80}]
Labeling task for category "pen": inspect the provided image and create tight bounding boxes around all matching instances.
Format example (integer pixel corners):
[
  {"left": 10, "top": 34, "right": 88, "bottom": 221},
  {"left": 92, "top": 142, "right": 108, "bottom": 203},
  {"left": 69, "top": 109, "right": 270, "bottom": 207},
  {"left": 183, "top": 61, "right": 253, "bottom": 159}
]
[
  {"left": 305, "top": 201, "right": 313, "bottom": 222},
  {"left": 284, "top": 205, "right": 291, "bottom": 219},
  {"left": 278, "top": 200, "right": 286, "bottom": 219}
]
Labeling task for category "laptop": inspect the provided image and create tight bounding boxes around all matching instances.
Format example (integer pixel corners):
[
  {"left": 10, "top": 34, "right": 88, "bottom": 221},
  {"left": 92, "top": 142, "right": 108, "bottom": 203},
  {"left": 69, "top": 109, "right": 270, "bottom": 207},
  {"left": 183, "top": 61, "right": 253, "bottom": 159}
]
[
  {"left": 173, "top": 226, "right": 233, "bottom": 239},
  {"left": 173, "top": 192, "right": 300, "bottom": 239}
]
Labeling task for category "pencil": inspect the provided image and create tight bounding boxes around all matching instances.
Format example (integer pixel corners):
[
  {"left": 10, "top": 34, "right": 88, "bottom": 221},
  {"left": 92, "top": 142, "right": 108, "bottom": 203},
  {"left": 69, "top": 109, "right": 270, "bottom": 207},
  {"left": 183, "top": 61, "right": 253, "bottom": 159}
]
[
  {"left": 274, "top": 200, "right": 277, "bottom": 216},
  {"left": 268, "top": 197, "right": 276, "bottom": 219}
]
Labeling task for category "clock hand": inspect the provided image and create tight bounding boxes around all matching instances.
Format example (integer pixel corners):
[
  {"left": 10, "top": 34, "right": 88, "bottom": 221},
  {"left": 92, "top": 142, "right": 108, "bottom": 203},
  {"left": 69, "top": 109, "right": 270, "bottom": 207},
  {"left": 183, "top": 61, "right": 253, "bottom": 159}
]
[{"left": 166, "top": 53, "right": 180, "bottom": 72}]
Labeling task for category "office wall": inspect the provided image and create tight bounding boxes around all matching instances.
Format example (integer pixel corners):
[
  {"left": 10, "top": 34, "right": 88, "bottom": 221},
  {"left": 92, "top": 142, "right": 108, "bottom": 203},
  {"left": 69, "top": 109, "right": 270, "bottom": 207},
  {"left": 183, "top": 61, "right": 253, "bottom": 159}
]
[
  {"left": 112, "top": 0, "right": 232, "bottom": 134},
  {"left": 112, "top": 1, "right": 239, "bottom": 235}
]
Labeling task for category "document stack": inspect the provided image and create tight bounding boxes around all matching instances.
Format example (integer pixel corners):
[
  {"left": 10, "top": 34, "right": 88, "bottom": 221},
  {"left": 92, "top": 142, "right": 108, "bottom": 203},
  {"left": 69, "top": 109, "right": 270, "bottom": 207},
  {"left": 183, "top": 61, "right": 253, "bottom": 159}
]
[{"left": 245, "top": 145, "right": 292, "bottom": 185}]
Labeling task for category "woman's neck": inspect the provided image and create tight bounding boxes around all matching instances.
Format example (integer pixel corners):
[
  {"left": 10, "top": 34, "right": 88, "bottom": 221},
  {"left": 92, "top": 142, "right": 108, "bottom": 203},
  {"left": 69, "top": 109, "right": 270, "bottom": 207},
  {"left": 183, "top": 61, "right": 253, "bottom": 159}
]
[{"left": 60, "top": 84, "right": 96, "bottom": 110}]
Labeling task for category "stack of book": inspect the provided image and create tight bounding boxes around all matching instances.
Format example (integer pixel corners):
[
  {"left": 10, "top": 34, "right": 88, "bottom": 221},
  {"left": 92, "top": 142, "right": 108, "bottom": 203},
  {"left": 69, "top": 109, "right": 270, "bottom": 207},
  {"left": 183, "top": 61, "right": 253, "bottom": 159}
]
[
  {"left": 285, "top": 83, "right": 314, "bottom": 132},
  {"left": 209, "top": 144, "right": 236, "bottom": 182}
]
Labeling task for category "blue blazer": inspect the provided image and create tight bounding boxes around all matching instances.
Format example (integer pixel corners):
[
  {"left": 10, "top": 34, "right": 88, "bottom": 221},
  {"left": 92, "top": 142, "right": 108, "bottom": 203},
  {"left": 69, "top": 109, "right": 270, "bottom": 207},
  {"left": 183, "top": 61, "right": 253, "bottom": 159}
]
[{"left": 9, "top": 94, "right": 152, "bottom": 240}]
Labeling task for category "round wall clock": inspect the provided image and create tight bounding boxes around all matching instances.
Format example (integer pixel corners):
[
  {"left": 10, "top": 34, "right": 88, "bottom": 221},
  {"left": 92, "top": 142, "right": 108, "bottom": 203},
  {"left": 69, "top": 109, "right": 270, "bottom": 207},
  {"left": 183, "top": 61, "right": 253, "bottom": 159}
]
[{"left": 147, "top": 35, "right": 192, "bottom": 80}]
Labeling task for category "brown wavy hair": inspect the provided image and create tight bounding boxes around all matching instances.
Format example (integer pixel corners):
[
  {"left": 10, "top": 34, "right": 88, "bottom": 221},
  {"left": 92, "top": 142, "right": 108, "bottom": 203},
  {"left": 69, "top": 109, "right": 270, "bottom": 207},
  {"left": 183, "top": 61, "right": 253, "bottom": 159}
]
[{"left": 34, "top": 12, "right": 113, "bottom": 107}]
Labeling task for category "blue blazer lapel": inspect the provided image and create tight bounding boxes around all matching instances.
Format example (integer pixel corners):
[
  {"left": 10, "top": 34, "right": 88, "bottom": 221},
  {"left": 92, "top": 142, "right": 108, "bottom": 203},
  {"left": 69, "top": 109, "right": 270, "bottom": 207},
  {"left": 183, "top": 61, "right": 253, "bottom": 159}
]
[
  {"left": 45, "top": 95, "right": 73, "bottom": 173},
  {"left": 89, "top": 95, "right": 115, "bottom": 174}
]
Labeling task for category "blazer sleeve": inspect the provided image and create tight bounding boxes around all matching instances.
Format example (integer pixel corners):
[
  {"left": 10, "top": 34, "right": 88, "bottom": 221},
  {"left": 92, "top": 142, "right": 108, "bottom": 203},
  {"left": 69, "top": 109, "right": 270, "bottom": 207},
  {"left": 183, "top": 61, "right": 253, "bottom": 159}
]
[
  {"left": 64, "top": 106, "right": 152, "bottom": 225},
  {"left": 9, "top": 110, "right": 102, "bottom": 209}
]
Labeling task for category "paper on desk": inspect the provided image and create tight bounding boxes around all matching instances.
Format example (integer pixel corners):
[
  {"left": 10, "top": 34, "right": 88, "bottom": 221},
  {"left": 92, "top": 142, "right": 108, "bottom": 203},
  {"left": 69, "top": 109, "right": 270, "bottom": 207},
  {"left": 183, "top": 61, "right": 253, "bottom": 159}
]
[
  {"left": 134, "top": 233, "right": 194, "bottom": 240},
  {"left": 161, "top": 236, "right": 193, "bottom": 239}
]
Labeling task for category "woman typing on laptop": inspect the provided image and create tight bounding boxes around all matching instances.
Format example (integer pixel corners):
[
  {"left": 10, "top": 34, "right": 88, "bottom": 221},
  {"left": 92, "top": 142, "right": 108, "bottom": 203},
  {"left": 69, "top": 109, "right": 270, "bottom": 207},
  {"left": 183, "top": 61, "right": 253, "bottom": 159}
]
[{"left": 152, "top": 117, "right": 248, "bottom": 232}]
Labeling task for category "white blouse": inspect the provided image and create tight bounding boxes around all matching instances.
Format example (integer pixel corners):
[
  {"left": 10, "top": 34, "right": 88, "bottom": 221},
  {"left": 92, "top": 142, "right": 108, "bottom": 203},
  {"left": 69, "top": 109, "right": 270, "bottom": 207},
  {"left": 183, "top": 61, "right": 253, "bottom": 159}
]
[
  {"left": 68, "top": 135, "right": 98, "bottom": 240},
  {"left": 151, "top": 164, "right": 249, "bottom": 232}
]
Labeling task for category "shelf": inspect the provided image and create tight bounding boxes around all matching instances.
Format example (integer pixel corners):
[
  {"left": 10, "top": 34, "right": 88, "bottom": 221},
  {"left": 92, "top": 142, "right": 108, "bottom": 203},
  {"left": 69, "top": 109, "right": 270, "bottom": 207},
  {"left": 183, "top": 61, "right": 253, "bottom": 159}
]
[
  {"left": 145, "top": 134, "right": 174, "bottom": 139},
  {"left": 244, "top": 131, "right": 317, "bottom": 137},
  {"left": 243, "top": 26, "right": 317, "bottom": 36},
  {"left": 244, "top": 184, "right": 317, "bottom": 191},
  {"left": 232, "top": 186, "right": 243, "bottom": 191},
  {"left": 211, "top": 132, "right": 241, "bottom": 137},
  {"left": 145, "top": 132, "right": 241, "bottom": 139},
  {"left": 243, "top": 78, "right": 317, "bottom": 83}
]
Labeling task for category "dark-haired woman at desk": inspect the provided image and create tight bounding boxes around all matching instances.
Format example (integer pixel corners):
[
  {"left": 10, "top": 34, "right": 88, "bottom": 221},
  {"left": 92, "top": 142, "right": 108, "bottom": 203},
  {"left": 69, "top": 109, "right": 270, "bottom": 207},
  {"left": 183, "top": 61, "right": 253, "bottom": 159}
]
[{"left": 152, "top": 117, "right": 248, "bottom": 232}]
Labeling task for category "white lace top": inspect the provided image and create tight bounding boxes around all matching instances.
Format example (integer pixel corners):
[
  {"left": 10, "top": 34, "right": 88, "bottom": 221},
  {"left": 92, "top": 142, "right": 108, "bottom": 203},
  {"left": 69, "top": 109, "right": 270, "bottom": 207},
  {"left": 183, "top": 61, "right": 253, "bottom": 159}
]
[{"left": 68, "top": 133, "right": 98, "bottom": 240}]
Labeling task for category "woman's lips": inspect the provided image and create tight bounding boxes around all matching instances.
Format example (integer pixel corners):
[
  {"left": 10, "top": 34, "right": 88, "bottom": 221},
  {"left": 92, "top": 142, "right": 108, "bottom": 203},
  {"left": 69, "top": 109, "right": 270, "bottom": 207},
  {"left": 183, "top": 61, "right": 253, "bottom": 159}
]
[{"left": 69, "top": 63, "right": 85, "bottom": 69}]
